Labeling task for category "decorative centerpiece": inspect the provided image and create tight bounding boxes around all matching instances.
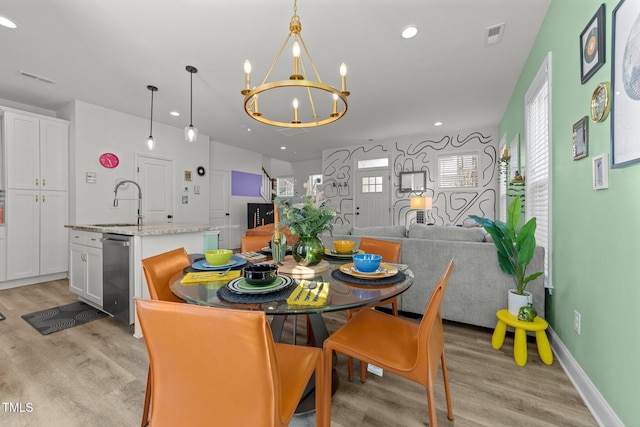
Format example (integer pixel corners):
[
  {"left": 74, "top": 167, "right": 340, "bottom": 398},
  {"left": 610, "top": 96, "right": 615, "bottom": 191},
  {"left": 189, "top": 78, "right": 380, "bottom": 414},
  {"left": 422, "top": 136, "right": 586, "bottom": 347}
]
[{"left": 275, "top": 194, "right": 336, "bottom": 266}]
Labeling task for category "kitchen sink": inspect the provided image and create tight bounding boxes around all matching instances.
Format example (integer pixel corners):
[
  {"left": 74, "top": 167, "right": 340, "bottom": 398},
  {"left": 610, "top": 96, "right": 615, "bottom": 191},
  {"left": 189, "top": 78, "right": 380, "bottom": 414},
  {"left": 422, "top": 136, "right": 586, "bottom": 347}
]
[{"left": 93, "top": 223, "right": 139, "bottom": 227}]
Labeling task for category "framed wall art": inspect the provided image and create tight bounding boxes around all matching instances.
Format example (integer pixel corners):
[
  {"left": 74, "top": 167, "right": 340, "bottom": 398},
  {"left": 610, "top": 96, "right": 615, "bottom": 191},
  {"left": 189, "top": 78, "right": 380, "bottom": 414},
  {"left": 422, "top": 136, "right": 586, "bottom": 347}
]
[
  {"left": 184, "top": 170, "right": 192, "bottom": 181},
  {"left": 580, "top": 4, "right": 606, "bottom": 84},
  {"left": 592, "top": 153, "right": 609, "bottom": 189},
  {"left": 572, "top": 116, "right": 588, "bottom": 160},
  {"left": 611, "top": 0, "right": 640, "bottom": 167}
]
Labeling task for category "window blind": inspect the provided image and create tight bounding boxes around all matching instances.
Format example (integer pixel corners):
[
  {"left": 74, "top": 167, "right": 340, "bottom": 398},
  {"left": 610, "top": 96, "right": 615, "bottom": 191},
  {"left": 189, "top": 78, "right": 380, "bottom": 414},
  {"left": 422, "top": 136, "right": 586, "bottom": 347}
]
[
  {"left": 525, "top": 54, "right": 551, "bottom": 288},
  {"left": 438, "top": 153, "right": 478, "bottom": 189}
]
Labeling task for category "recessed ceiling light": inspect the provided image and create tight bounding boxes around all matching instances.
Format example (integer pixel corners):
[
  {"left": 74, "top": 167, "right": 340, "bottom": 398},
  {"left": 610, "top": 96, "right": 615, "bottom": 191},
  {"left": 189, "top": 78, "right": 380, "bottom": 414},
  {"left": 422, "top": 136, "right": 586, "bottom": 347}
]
[
  {"left": 170, "top": 111, "right": 180, "bottom": 117},
  {"left": 0, "top": 16, "right": 17, "bottom": 29},
  {"left": 434, "top": 121, "right": 443, "bottom": 126},
  {"left": 280, "top": 146, "right": 287, "bottom": 150},
  {"left": 401, "top": 26, "right": 418, "bottom": 39}
]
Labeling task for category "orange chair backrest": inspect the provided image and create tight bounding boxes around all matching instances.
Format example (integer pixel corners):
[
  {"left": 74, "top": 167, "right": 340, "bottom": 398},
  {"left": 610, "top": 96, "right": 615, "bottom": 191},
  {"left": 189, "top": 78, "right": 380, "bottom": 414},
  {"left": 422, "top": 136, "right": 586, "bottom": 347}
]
[
  {"left": 135, "top": 299, "right": 282, "bottom": 426},
  {"left": 358, "top": 237, "right": 401, "bottom": 263},
  {"left": 241, "top": 235, "right": 272, "bottom": 253},
  {"left": 142, "top": 247, "right": 191, "bottom": 302},
  {"left": 417, "top": 259, "right": 454, "bottom": 379}
]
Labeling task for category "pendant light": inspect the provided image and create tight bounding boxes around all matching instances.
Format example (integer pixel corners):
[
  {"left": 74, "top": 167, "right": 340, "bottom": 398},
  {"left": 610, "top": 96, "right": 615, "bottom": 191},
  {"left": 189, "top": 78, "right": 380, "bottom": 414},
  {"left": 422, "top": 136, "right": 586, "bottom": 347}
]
[
  {"left": 146, "top": 85, "right": 158, "bottom": 151},
  {"left": 184, "top": 65, "right": 198, "bottom": 143}
]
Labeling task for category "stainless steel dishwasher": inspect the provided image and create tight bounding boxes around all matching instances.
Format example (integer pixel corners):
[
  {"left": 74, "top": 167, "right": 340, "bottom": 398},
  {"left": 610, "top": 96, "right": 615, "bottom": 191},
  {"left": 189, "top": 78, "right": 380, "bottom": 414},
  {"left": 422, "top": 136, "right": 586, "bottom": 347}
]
[{"left": 101, "top": 233, "right": 132, "bottom": 323}]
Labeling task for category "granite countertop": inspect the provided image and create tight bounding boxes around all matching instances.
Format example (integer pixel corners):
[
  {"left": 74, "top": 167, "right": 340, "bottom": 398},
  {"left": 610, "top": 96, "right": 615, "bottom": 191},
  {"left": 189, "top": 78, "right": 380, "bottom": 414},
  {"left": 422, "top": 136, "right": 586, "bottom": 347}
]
[{"left": 65, "top": 222, "right": 213, "bottom": 236}]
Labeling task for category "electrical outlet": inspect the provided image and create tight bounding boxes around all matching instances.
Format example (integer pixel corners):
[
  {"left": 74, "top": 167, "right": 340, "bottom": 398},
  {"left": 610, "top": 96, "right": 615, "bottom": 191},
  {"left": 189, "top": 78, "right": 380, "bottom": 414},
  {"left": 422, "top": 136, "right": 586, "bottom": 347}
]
[
  {"left": 573, "top": 310, "right": 581, "bottom": 335},
  {"left": 367, "top": 364, "right": 384, "bottom": 377}
]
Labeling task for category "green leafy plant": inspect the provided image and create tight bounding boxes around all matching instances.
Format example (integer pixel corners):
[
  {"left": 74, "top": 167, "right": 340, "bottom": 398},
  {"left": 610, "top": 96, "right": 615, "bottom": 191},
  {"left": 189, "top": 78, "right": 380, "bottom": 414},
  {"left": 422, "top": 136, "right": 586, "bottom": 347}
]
[
  {"left": 275, "top": 195, "right": 336, "bottom": 237},
  {"left": 469, "top": 197, "right": 543, "bottom": 295}
]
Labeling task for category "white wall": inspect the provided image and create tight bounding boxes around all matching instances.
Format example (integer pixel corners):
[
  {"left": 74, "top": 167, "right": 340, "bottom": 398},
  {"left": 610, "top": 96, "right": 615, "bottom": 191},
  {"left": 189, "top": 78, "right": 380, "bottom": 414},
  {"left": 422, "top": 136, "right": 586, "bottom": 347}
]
[
  {"left": 322, "top": 127, "right": 500, "bottom": 226},
  {"left": 59, "top": 100, "right": 210, "bottom": 225},
  {"left": 210, "top": 141, "right": 270, "bottom": 248},
  {"left": 292, "top": 158, "right": 322, "bottom": 197}
]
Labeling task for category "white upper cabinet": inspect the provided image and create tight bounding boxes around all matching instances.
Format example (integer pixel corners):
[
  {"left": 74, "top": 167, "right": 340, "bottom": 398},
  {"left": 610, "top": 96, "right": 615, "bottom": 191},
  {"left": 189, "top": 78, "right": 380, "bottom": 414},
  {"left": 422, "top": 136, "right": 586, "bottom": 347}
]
[{"left": 5, "top": 111, "right": 68, "bottom": 191}]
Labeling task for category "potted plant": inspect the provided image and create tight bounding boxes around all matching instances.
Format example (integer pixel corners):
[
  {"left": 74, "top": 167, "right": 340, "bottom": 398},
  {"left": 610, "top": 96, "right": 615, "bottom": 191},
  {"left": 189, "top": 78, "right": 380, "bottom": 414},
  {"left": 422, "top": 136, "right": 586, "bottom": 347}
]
[
  {"left": 469, "top": 197, "right": 543, "bottom": 316},
  {"left": 275, "top": 195, "right": 337, "bottom": 266}
]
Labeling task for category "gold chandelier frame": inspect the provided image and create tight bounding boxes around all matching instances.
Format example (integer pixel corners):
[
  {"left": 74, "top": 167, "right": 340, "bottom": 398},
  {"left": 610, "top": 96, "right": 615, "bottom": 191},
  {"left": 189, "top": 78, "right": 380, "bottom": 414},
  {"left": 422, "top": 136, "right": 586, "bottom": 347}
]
[{"left": 242, "top": 0, "right": 349, "bottom": 128}]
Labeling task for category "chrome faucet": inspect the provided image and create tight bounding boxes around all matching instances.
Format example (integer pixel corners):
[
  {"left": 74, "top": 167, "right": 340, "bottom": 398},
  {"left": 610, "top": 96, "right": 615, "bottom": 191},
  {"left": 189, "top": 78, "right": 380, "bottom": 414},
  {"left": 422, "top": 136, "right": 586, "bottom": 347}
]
[{"left": 113, "top": 180, "right": 143, "bottom": 226}]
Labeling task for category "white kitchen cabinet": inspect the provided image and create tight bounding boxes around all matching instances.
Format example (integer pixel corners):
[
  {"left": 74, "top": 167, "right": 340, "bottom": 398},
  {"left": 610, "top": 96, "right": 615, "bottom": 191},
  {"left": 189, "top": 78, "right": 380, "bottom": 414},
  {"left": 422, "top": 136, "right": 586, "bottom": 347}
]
[
  {"left": 2, "top": 109, "right": 69, "bottom": 283},
  {"left": 5, "top": 111, "right": 68, "bottom": 191},
  {"left": 69, "top": 230, "right": 103, "bottom": 307},
  {"left": 6, "top": 190, "right": 69, "bottom": 280}
]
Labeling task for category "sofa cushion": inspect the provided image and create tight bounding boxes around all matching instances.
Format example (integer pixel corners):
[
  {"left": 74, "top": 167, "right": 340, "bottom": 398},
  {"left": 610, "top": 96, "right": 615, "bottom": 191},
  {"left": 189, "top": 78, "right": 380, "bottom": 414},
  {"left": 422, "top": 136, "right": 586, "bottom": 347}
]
[
  {"left": 328, "top": 224, "right": 352, "bottom": 236},
  {"left": 408, "top": 224, "right": 486, "bottom": 242},
  {"left": 351, "top": 225, "right": 407, "bottom": 238}
]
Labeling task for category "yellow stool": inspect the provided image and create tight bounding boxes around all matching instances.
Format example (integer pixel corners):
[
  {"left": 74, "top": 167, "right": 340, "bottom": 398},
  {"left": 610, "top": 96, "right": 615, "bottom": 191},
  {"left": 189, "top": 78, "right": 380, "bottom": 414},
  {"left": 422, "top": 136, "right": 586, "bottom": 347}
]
[{"left": 491, "top": 309, "right": 553, "bottom": 367}]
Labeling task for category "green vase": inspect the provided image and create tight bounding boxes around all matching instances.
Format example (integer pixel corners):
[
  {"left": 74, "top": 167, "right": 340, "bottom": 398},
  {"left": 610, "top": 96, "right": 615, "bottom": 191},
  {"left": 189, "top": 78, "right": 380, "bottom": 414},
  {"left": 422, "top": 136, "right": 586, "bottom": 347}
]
[{"left": 292, "top": 235, "right": 324, "bottom": 266}]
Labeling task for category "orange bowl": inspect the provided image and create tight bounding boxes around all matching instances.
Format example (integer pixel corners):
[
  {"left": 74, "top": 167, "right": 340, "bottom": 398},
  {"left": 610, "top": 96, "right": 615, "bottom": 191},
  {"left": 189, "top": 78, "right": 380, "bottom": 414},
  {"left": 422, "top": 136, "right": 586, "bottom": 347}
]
[{"left": 333, "top": 240, "right": 355, "bottom": 254}]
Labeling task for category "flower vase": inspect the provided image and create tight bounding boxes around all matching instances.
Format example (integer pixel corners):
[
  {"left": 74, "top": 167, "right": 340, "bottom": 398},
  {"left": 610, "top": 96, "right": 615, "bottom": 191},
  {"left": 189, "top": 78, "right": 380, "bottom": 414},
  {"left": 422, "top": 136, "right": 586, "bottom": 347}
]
[
  {"left": 292, "top": 235, "right": 324, "bottom": 266},
  {"left": 270, "top": 232, "right": 287, "bottom": 265},
  {"left": 508, "top": 289, "right": 532, "bottom": 316}
]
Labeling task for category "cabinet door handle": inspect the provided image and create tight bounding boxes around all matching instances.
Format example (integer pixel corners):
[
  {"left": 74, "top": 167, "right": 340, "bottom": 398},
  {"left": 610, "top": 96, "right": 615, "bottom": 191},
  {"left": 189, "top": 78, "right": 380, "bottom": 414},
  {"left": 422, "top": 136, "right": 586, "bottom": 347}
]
[
  {"left": 35, "top": 178, "right": 39, "bottom": 186},
  {"left": 35, "top": 195, "right": 38, "bottom": 202},
  {"left": 42, "top": 178, "right": 45, "bottom": 186},
  {"left": 42, "top": 195, "right": 46, "bottom": 202}
]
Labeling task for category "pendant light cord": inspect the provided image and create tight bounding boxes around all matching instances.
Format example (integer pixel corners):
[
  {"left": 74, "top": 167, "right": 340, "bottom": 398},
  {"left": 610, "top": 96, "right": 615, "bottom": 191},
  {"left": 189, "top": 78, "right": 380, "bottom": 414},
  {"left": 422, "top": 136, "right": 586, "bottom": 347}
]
[
  {"left": 150, "top": 89, "right": 154, "bottom": 136},
  {"left": 189, "top": 70, "right": 193, "bottom": 126}
]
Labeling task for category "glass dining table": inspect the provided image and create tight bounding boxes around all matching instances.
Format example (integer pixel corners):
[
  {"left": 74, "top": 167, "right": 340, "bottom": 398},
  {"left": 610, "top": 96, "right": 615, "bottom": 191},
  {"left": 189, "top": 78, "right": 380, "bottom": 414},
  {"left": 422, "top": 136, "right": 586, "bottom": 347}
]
[{"left": 169, "top": 255, "right": 414, "bottom": 413}]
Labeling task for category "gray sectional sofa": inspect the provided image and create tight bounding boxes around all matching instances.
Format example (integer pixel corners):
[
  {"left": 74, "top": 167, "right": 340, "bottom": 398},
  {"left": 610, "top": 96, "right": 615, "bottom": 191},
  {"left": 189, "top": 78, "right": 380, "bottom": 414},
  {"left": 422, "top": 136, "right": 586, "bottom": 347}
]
[{"left": 322, "top": 223, "right": 545, "bottom": 329}]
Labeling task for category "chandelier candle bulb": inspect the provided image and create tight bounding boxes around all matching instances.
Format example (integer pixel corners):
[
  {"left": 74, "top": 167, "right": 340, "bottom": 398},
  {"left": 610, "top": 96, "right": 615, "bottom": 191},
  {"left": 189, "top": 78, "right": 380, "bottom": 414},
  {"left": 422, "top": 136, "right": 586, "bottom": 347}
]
[
  {"left": 340, "top": 63, "right": 348, "bottom": 94},
  {"left": 292, "top": 97, "right": 300, "bottom": 123},
  {"left": 331, "top": 93, "right": 338, "bottom": 117},
  {"left": 292, "top": 41, "right": 302, "bottom": 79},
  {"left": 243, "top": 60, "right": 251, "bottom": 94}
]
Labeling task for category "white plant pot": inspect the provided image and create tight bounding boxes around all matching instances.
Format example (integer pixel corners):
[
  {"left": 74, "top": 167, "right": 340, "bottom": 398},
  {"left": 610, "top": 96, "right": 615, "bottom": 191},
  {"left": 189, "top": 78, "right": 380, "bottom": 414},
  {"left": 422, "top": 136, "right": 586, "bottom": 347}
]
[{"left": 508, "top": 289, "right": 532, "bottom": 316}]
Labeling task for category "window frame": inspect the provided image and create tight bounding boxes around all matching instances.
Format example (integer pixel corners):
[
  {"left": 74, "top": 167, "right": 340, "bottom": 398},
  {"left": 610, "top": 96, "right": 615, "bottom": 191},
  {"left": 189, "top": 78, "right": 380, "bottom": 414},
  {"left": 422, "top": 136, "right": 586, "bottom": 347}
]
[{"left": 436, "top": 151, "right": 480, "bottom": 191}]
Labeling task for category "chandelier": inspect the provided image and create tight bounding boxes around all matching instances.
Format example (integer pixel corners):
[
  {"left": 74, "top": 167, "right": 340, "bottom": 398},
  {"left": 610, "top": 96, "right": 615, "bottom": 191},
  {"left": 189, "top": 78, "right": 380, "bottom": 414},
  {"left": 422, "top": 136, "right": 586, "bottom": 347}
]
[{"left": 241, "top": 0, "right": 349, "bottom": 128}]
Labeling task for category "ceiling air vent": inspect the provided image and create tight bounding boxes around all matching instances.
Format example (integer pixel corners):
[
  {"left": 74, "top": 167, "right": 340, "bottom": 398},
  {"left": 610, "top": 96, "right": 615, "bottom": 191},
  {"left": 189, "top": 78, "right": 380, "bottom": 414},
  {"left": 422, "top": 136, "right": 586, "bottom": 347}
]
[
  {"left": 18, "top": 70, "right": 56, "bottom": 84},
  {"left": 485, "top": 23, "right": 505, "bottom": 45},
  {"left": 276, "top": 127, "right": 309, "bottom": 137}
]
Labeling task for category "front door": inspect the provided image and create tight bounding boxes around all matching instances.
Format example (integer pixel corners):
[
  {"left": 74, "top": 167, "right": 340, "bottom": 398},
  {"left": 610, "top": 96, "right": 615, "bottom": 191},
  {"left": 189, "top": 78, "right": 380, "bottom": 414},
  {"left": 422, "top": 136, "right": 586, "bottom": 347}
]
[
  {"left": 354, "top": 168, "right": 391, "bottom": 227},
  {"left": 136, "top": 154, "right": 174, "bottom": 223},
  {"left": 210, "top": 169, "right": 230, "bottom": 247}
]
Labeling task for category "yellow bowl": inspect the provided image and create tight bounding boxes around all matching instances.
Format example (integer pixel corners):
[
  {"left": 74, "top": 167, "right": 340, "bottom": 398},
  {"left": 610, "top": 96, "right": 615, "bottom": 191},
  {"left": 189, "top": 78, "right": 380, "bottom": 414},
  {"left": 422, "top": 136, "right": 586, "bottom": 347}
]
[
  {"left": 205, "top": 249, "right": 233, "bottom": 266},
  {"left": 333, "top": 240, "right": 355, "bottom": 254}
]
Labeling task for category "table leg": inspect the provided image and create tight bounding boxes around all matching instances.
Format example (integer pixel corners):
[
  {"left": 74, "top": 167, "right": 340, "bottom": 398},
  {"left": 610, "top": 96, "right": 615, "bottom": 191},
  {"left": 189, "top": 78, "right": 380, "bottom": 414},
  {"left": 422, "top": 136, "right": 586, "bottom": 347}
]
[
  {"left": 491, "top": 319, "right": 507, "bottom": 350},
  {"left": 270, "top": 315, "right": 286, "bottom": 342},
  {"left": 535, "top": 330, "right": 553, "bottom": 365},
  {"left": 513, "top": 328, "right": 528, "bottom": 366},
  {"left": 295, "top": 313, "right": 338, "bottom": 414}
]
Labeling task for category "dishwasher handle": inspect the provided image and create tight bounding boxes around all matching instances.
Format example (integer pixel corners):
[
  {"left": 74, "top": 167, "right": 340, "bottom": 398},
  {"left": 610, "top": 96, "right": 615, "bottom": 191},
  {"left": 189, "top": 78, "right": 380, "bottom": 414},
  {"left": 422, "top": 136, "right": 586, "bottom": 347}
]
[{"left": 101, "top": 238, "right": 130, "bottom": 246}]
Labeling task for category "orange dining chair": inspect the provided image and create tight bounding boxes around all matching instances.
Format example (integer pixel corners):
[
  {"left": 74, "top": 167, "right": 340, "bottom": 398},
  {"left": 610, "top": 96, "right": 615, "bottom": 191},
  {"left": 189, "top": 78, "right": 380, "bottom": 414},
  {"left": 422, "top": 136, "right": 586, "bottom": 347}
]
[
  {"left": 135, "top": 299, "right": 324, "bottom": 427},
  {"left": 139, "top": 247, "right": 191, "bottom": 426},
  {"left": 241, "top": 235, "right": 272, "bottom": 253},
  {"left": 322, "top": 259, "right": 454, "bottom": 427},
  {"left": 345, "top": 237, "right": 402, "bottom": 382}
]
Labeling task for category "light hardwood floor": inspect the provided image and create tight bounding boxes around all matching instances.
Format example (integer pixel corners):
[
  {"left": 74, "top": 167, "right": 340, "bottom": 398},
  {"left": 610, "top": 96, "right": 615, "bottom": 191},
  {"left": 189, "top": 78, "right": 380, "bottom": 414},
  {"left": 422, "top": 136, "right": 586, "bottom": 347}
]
[{"left": 0, "top": 280, "right": 597, "bottom": 427}]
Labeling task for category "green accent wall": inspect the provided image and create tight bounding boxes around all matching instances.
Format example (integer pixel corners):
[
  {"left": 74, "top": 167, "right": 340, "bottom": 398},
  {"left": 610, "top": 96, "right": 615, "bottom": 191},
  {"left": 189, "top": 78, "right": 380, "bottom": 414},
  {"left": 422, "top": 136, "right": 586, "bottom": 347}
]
[{"left": 501, "top": 1, "right": 640, "bottom": 424}]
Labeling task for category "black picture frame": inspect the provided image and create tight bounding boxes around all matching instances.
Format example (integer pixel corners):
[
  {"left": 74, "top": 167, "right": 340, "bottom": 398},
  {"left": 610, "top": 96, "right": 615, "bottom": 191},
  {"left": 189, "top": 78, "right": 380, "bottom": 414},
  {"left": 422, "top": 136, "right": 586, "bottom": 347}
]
[
  {"left": 573, "top": 116, "right": 589, "bottom": 161},
  {"left": 611, "top": 0, "right": 640, "bottom": 168},
  {"left": 580, "top": 4, "right": 606, "bottom": 84}
]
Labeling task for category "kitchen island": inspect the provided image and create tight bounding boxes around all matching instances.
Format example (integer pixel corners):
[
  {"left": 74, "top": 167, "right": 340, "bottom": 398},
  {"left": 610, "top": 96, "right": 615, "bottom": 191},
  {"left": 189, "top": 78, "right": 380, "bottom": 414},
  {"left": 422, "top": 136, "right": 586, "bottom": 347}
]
[{"left": 66, "top": 223, "right": 215, "bottom": 337}]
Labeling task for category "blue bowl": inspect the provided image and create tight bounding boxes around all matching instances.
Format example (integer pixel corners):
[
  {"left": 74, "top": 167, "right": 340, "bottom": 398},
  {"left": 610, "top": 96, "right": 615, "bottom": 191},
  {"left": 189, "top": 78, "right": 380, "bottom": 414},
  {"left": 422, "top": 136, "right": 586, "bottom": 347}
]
[{"left": 352, "top": 253, "right": 382, "bottom": 273}]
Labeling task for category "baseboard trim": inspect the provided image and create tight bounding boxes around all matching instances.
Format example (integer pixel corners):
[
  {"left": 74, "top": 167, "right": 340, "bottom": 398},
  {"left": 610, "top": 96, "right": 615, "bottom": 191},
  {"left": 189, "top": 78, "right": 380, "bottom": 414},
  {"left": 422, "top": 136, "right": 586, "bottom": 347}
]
[
  {"left": 548, "top": 327, "right": 624, "bottom": 427},
  {"left": 0, "top": 272, "right": 68, "bottom": 291}
]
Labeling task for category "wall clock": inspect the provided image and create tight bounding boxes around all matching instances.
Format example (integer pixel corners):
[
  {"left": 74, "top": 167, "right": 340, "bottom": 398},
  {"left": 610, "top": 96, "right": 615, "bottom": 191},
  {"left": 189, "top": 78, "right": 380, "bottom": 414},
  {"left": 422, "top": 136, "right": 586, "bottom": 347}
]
[
  {"left": 590, "top": 82, "right": 611, "bottom": 122},
  {"left": 99, "top": 152, "right": 120, "bottom": 168}
]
